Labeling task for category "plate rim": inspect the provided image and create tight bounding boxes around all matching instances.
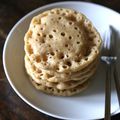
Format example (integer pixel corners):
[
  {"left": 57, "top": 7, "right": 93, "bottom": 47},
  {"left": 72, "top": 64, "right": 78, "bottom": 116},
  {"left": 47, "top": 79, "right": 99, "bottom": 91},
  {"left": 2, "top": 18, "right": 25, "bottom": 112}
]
[{"left": 3, "top": 1, "right": 120, "bottom": 120}]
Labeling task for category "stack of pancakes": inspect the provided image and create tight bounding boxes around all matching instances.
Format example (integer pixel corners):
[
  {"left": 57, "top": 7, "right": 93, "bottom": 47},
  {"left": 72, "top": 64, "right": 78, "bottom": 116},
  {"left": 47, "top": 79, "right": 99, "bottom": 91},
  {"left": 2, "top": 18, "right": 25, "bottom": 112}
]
[{"left": 24, "top": 8, "right": 102, "bottom": 96}]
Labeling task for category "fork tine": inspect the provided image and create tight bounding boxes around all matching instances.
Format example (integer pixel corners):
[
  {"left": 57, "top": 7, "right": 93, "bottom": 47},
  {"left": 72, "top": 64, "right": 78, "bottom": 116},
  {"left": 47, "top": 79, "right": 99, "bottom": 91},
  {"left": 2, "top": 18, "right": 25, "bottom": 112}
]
[
  {"left": 109, "top": 26, "right": 117, "bottom": 56},
  {"left": 103, "top": 26, "right": 116, "bottom": 56},
  {"left": 104, "top": 27, "right": 112, "bottom": 50},
  {"left": 101, "top": 27, "right": 111, "bottom": 57}
]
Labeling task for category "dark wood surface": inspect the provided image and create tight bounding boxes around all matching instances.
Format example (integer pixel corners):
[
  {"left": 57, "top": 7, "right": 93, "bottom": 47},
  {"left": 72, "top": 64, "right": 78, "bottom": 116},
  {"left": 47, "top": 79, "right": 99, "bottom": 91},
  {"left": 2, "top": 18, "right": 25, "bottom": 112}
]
[{"left": 0, "top": 0, "right": 120, "bottom": 120}]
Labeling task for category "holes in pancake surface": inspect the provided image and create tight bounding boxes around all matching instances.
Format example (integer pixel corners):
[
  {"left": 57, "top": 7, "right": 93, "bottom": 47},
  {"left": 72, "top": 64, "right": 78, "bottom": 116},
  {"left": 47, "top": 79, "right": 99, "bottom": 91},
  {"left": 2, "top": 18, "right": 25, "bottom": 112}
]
[
  {"left": 58, "top": 17, "right": 61, "bottom": 20},
  {"left": 79, "top": 31, "right": 81, "bottom": 34},
  {"left": 66, "top": 54, "right": 69, "bottom": 58},
  {"left": 51, "top": 88, "right": 54, "bottom": 92},
  {"left": 47, "top": 87, "right": 53, "bottom": 92},
  {"left": 65, "top": 61, "right": 72, "bottom": 66},
  {"left": 69, "top": 21, "right": 72, "bottom": 25},
  {"left": 40, "top": 27, "right": 43, "bottom": 30},
  {"left": 65, "top": 44, "right": 68, "bottom": 47},
  {"left": 56, "top": 66, "right": 59, "bottom": 71},
  {"left": 36, "top": 83, "right": 41, "bottom": 86},
  {"left": 74, "top": 27, "right": 78, "bottom": 30},
  {"left": 48, "top": 87, "right": 52, "bottom": 90},
  {"left": 60, "top": 8, "right": 63, "bottom": 11},
  {"left": 62, "top": 13, "right": 66, "bottom": 16},
  {"left": 41, "top": 39, "right": 45, "bottom": 43},
  {"left": 49, "top": 34, "right": 53, "bottom": 38},
  {"left": 77, "top": 41, "right": 80, "bottom": 44},
  {"left": 56, "top": 10, "right": 60, "bottom": 14},
  {"left": 61, "top": 32, "right": 65, "bottom": 36},
  {"left": 43, "top": 34, "right": 46, "bottom": 37},
  {"left": 50, "top": 51, "right": 55, "bottom": 56},
  {"left": 87, "top": 23, "right": 92, "bottom": 28},
  {"left": 72, "top": 88, "right": 77, "bottom": 92},
  {"left": 84, "top": 57, "right": 88, "bottom": 61},
  {"left": 92, "top": 47, "right": 98, "bottom": 54},
  {"left": 98, "top": 39, "right": 101, "bottom": 43},
  {"left": 69, "top": 36, "right": 72, "bottom": 40},
  {"left": 35, "top": 39, "right": 38, "bottom": 42},
  {"left": 47, "top": 74, "right": 54, "bottom": 78},
  {"left": 27, "top": 10, "right": 101, "bottom": 74},
  {"left": 48, "top": 44, "right": 51, "bottom": 48},
  {"left": 84, "top": 49, "right": 91, "bottom": 57},
  {"left": 56, "top": 50, "right": 58, "bottom": 52},
  {"left": 53, "top": 29, "right": 56, "bottom": 32},
  {"left": 40, "top": 73, "right": 43, "bottom": 76},
  {"left": 68, "top": 48, "right": 71, "bottom": 51},
  {"left": 62, "top": 65, "right": 68, "bottom": 69},
  {"left": 58, "top": 52, "right": 64, "bottom": 59},
  {"left": 37, "top": 33, "right": 40, "bottom": 36},
  {"left": 95, "top": 50, "right": 98, "bottom": 54},
  {"left": 89, "top": 31, "right": 94, "bottom": 35},
  {"left": 74, "top": 11, "right": 77, "bottom": 14}
]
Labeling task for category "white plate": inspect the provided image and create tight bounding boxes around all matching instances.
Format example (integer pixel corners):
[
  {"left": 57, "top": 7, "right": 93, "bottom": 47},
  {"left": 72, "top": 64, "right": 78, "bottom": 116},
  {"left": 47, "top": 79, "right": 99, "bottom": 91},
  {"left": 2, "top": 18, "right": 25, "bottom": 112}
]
[{"left": 3, "top": 1, "right": 120, "bottom": 120}]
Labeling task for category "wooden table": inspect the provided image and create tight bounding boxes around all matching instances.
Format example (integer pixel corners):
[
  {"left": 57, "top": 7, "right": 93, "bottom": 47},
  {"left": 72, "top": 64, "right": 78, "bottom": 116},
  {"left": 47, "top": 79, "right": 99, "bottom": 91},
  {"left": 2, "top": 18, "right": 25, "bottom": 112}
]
[{"left": 0, "top": 0, "right": 120, "bottom": 119}]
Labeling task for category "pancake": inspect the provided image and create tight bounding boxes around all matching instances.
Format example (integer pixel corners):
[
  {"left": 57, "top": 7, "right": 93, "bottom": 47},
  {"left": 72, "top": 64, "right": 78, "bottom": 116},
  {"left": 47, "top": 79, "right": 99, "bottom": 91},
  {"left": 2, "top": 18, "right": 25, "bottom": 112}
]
[
  {"left": 31, "top": 78, "right": 89, "bottom": 96},
  {"left": 24, "top": 8, "right": 102, "bottom": 96},
  {"left": 25, "top": 55, "right": 98, "bottom": 83},
  {"left": 24, "top": 8, "right": 102, "bottom": 73},
  {"left": 25, "top": 55, "right": 96, "bottom": 90}
]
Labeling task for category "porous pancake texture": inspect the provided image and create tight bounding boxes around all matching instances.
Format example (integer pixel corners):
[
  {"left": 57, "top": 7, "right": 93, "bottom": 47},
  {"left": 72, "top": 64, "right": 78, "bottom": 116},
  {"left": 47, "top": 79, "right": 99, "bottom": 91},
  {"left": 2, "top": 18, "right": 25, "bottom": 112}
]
[{"left": 24, "top": 8, "right": 102, "bottom": 96}]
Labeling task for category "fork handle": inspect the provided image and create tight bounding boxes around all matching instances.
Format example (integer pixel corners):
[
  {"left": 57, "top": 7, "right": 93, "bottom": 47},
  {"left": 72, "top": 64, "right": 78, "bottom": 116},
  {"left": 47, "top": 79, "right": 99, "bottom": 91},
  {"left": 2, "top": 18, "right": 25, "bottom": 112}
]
[
  {"left": 113, "top": 62, "right": 120, "bottom": 107},
  {"left": 105, "top": 63, "right": 111, "bottom": 120}
]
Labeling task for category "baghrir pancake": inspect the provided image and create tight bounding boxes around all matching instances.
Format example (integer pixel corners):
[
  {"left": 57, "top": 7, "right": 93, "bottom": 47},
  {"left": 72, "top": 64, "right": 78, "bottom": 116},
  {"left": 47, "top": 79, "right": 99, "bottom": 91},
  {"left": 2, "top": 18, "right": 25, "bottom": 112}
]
[
  {"left": 25, "top": 55, "right": 96, "bottom": 90},
  {"left": 24, "top": 8, "right": 102, "bottom": 96},
  {"left": 31, "top": 78, "right": 89, "bottom": 96},
  {"left": 25, "top": 55, "right": 98, "bottom": 83}
]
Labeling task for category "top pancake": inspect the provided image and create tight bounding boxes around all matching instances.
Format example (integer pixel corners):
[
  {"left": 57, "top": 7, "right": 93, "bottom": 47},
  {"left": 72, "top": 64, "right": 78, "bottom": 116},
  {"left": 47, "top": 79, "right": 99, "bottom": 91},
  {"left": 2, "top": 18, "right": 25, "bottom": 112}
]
[{"left": 24, "top": 8, "right": 102, "bottom": 72}]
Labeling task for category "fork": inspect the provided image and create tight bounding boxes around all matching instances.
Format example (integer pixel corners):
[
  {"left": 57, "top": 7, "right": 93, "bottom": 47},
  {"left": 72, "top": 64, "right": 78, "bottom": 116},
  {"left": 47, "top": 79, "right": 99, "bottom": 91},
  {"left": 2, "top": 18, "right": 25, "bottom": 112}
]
[
  {"left": 101, "top": 26, "right": 117, "bottom": 120},
  {"left": 110, "top": 26, "right": 120, "bottom": 108}
]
